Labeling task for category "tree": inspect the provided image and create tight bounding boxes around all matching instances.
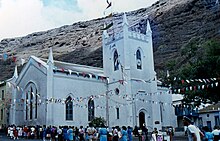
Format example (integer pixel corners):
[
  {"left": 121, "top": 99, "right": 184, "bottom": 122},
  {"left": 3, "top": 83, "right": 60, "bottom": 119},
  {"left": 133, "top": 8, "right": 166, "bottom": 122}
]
[
  {"left": 163, "top": 39, "right": 220, "bottom": 104},
  {"left": 89, "top": 117, "right": 106, "bottom": 127}
]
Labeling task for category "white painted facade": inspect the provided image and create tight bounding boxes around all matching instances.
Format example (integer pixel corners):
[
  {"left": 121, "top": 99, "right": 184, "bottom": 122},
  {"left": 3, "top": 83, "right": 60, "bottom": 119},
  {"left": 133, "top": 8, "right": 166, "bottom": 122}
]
[
  {"left": 199, "top": 111, "right": 220, "bottom": 129},
  {"left": 9, "top": 14, "right": 176, "bottom": 131},
  {"left": 0, "top": 78, "right": 13, "bottom": 128},
  {"left": 198, "top": 103, "right": 220, "bottom": 130}
]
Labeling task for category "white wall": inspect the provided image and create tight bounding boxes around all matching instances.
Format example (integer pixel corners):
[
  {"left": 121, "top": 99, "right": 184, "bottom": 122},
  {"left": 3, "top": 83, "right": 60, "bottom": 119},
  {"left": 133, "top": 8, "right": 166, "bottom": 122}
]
[
  {"left": 14, "top": 59, "right": 47, "bottom": 126},
  {"left": 199, "top": 112, "right": 220, "bottom": 130},
  {"left": 52, "top": 72, "right": 106, "bottom": 127}
]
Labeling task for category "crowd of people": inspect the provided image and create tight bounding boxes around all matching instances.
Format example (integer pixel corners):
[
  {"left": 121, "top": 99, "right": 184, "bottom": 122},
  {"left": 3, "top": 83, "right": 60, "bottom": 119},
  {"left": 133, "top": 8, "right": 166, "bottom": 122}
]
[
  {"left": 5, "top": 118, "right": 220, "bottom": 141},
  {"left": 183, "top": 116, "right": 220, "bottom": 141},
  {"left": 201, "top": 125, "right": 220, "bottom": 141},
  {"left": 3, "top": 124, "right": 152, "bottom": 141}
]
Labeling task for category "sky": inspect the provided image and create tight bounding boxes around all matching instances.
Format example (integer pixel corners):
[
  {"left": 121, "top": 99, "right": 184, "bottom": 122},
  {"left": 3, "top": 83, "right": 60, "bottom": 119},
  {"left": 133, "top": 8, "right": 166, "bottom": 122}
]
[{"left": 0, "top": 0, "right": 158, "bottom": 41}]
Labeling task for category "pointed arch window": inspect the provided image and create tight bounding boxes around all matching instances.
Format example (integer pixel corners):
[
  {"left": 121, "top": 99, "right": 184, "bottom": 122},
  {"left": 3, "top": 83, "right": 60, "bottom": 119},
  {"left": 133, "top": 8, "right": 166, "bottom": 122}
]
[
  {"left": 160, "top": 102, "right": 164, "bottom": 122},
  {"left": 24, "top": 82, "right": 38, "bottom": 121},
  {"left": 66, "top": 96, "right": 73, "bottom": 120},
  {"left": 88, "top": 99, "right": 95, "bottom": 121},
  {"left": 0, "top": 109, "right": 3, "bottom": 120},
  {"left": 30, "top": 87, "right": 33, "bottom": 120},
  {"left": 26, "top": 92, "right": 28, "bottom": 120},
  {"left": 113, "top": 50, "right": 119, "bottom": 71},
  {"left": 35, "top": 89, "right": 38, "bottom": 119},
  {"left": 136, "top": 50, "right": 142, "bottom": 69}
]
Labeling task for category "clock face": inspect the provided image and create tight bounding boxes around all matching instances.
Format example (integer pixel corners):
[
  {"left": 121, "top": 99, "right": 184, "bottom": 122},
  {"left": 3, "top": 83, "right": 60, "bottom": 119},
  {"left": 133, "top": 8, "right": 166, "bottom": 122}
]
[
  {"left": 115, "top": 88, "right": 119, "bottom": 95},
  {"left": 137, "top": 59, "right": 141, "bottom": 66}
]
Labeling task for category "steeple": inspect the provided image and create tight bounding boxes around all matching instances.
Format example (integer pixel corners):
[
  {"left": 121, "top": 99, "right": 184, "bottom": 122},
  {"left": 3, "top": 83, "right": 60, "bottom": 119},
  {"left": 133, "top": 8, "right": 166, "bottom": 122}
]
[
  {"left": 47, "top": 47, "right": 54, "bottom": 64},
  {"left": 146, "top": 18, "right": 152, "bottom": 33},
  {"left": 122, "top": 13, "right": 129, "bottom": 26},
  {"left": 13, "top": 65, "right": 18, "bottom": 79}
]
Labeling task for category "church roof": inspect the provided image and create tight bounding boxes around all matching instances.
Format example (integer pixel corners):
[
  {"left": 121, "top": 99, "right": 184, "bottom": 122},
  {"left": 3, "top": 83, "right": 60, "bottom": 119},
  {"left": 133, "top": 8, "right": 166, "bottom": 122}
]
[
  {"left": 15, "top": 55, "right": 107, "bottom": 85},
  {"left": 53, "top": 60, "right": 104, "bottom": 77},
  {"left": 37, "top": 56, "right": 106, "bottom": 78},
  {"left": 199, "top": 102, "right": 220, "bottom": 113},
  {"left": 31, "top": 55, "right": 48, "bottom": 68}
]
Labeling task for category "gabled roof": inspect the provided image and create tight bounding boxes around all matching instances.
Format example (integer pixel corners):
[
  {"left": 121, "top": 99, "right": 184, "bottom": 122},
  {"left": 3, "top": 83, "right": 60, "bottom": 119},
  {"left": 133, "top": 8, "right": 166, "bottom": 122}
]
[
  {"left": 15, "top": 56, "right": 48, "bottom": 85},
  {"left": 31, "top": 56, "right": 48, "bottom": 68},
  {"left": 40, "top": 58, "right": 105, "bottom": 77},
  {"left": 16, "top": 54, "right": 106, "bottom": 85},
  {"left": 199, "top": 102, "right": 220, "bottom": 113}
]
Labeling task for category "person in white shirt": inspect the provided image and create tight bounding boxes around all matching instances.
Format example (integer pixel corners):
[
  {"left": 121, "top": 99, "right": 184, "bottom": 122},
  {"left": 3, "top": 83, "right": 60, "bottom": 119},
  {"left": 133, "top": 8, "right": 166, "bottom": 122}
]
[
  {"left": 18, "top": 127, "right": 23, "bottom": 139},
  {"left": 183, "top": 116, "right": 204, "bottom": 141},
  {"left": 87, "top": 123, "right": 96, "bottom": 141},
  {"left": 212, "top": 126, "right": 220, "bottom": 141},
  {"left": 112, "top": 127, "right": 119, "bottom": 141}
]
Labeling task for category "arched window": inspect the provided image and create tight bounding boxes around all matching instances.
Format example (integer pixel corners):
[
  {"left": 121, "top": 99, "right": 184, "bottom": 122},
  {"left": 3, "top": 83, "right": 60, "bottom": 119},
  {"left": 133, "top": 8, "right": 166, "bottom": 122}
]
[
  {"left": 136, "top": 50, "right": 142, "bottom": 69},
  {"left": 113, "top": 50, "right": 119, "bottom": 71},
  {"left": 160, "top": 103, "right": 164, "bottom": 122},
  {"left": 35, "top": 89, "right": 38, "bottom": 119},
  {"left": 30, "top": 87, "right": 33, "bottom": 120},
  {"left": 26, "top": 92, "right": 28, "bottom": 120},
  {"left": 88, "top": 99, "right": 95, "bottom": 121},
  {"left": 24, "top": 82, "right": 38, "bottom": 121},
  {"left": 66, "top": 96, "right": 73, "bottom": 120}
]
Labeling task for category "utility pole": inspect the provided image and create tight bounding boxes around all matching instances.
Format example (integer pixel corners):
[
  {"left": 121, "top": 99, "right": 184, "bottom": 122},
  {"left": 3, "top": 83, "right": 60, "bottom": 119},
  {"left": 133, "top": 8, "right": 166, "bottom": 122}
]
[{"left": 106, "top": 80, "right": 109, "bottom": 127}]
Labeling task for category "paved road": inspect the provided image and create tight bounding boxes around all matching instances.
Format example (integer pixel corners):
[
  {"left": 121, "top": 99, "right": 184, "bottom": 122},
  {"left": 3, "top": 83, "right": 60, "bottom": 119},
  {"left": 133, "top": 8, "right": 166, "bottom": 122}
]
[
  {"left": 172, "top": 131, "right": 188, "bottom": 141},
  {"left": 0, "top": 132, "right": 188, "bottom": 141},
  {"left": 0, "top": 135, "right": 41, "bottom": 141}
]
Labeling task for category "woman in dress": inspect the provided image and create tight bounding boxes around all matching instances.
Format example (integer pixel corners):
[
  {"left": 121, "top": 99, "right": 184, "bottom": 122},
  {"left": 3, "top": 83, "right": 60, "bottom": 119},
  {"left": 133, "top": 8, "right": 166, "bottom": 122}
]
[
  {"left": 120, "top": 126, "right": 128, "bottom": 141},
  {"left": 99, "top": 124, "right": 108, "bottom": 141},
  {"left": 127, "top": 126, "right": 132, "bottom": 141}
]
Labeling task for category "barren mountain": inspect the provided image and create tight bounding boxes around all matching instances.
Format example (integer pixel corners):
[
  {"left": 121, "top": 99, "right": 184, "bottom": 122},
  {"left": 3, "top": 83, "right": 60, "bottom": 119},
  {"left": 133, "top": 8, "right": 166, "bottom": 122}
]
[{"left": 0, "top": 0, "right": 220, "bottom": 81}]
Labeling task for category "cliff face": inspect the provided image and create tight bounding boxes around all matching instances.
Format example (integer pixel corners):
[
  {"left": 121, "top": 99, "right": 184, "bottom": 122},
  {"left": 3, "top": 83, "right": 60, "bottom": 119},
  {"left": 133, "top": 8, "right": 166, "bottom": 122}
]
[
  {"left": 152, "top": 0, "right": 220, "bottom": 70},
  {"left": 0, "top": 0, "right": 220, "bottom": 81}
]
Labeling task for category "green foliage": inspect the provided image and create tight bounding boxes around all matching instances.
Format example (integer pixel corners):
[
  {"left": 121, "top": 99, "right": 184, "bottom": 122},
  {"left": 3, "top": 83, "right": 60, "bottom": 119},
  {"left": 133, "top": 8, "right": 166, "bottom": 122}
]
[
  {"left": 164, "top": 39, "right": 220, "bottom": 104},
  {"left": 89, "top": 117, "right": 106, "bottom": 127},
  {"left": 181, "top": 37, "right": 199, "bottom": 58},
  {"left": 166, "top": 59, "right": 177, "bottom": 71}
]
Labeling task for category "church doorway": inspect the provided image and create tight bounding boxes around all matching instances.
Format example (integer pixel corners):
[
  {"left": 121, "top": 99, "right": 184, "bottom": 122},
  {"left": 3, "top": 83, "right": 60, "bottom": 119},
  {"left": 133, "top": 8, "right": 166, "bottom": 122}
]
[{"left": 139, "top": 111, "right": 145, "bottom": 128}]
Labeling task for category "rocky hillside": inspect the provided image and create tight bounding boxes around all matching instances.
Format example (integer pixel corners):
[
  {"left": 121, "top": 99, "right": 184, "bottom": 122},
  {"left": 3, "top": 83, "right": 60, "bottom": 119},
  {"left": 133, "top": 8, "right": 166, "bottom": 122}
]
[{"left": 0, "top": 0, "right": 220, "bottom": 81}]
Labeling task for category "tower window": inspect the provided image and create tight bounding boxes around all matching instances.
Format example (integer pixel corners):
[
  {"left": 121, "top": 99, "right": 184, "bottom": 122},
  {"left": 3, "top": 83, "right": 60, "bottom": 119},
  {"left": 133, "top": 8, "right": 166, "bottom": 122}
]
[
  {"left": 136, "top": 50, "right": 142, "bottom": 69},
  {"left": 113, "top": 50, "right": 119, "bottom": 71}
]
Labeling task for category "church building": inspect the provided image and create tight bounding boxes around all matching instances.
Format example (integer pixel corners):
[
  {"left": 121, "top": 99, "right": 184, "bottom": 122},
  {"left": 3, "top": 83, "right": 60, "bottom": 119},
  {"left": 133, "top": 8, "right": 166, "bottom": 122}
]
[{"left": 9, "top": 13, "right": 176, "bottom": 131}]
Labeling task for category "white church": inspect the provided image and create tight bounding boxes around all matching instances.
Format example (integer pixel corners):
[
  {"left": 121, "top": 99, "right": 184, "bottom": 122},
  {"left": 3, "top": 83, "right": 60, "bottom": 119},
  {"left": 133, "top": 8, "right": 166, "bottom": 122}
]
[{"left": 9, "top": 14, "right": 176, "bottom": 131}]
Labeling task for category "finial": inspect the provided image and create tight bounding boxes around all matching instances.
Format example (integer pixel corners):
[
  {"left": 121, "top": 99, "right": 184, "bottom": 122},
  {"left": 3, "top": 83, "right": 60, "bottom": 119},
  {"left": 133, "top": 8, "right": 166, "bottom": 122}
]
[
  {"left": 122, "top": 12, "right": 129, "bottom": 26},
  {"left": 103, "top": 23, "right": 109, "bottom": 38},
  {"left": 146, "top": 17, "right": 152, "bottom": 33},
  {"left": 13, "top": 65, "right": 18, "bottom": 79}
]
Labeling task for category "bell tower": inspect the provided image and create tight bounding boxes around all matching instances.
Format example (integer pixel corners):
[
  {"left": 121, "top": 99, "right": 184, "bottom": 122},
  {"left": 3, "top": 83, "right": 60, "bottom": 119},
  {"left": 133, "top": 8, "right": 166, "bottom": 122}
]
[
  {"left": 102, "top": 13, "right": 161, "bottom": 128},
  {"left": 102, "top": 13, "right": 156, "bottom": 86}
]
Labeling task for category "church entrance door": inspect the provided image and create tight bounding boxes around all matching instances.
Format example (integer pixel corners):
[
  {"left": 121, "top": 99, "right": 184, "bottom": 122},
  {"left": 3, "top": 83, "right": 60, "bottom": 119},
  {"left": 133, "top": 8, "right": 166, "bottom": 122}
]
[{"left": 139, "top": 111, "right": 145, "bottom": 128}]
